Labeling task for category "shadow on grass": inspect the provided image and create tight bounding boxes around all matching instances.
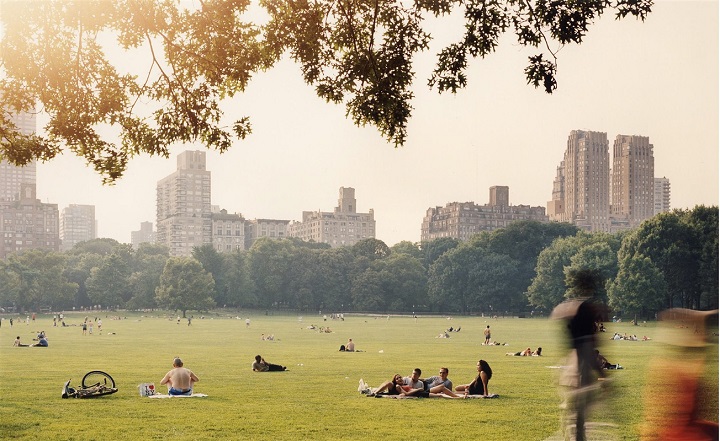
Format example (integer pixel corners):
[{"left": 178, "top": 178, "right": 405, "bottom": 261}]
[{"left": 0, "top": 422, "right": 41, "bottom": 438}]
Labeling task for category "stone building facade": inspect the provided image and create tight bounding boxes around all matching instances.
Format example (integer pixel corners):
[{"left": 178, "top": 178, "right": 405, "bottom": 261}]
[
  {"left": 421, "top": 186, "right": 547, "bottom": 242},
  {"left": 287, "top": 187, "right": 375, "bottom": 247},
  {"left": 212, "top": 209, "right": 245, "bottom": 252},
  {"left": 0, "top": 183, "right": 59, "bottom": 259},
  {"left": 245, "top": 218, "right": 290, "bottom": 249}
]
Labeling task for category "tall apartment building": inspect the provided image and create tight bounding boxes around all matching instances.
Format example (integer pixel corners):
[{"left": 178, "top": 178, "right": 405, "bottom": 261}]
[
  {"left": 156, "top": 151, "right": 212, "bottom": 257},
  {"left": 547, "top": 130, "right": 611, "bottom": 231},
  {"left": 0, "top": 183, "right": 60, "bottom": 259},
  {"left": 611, "top": 135, "right": 655, "bottom": 228},
  {"left": 549, "top": 130, "right": 660, "bottom": 232},
  {"left": 421, "top": 186, "right": 548, "bottom": 242},
  {"left": 287, "top": 187, "right": 375, "bottom": 248},
  {"left": 60, "top": 204, "right": 96, "bottom": 251},
  {"left": 1, "top": 112, "right": 36, "bottom": 201},
  {"left": 212, "top": 209, "right": 245, "bottom": 252},
  {"left": 245, "top": 218, "right": 290, "bottom": 249},
  {"left": 546, "top": 163, "right": 565, "bottom": 220},
  {"left": 653, "top": 177, "right": 671, "bottom": 215}
]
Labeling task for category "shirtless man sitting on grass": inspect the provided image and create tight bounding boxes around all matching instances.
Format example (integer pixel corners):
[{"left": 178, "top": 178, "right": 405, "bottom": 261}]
[{"left": 160, "top": 358, "right": 199, "bottom": 395}]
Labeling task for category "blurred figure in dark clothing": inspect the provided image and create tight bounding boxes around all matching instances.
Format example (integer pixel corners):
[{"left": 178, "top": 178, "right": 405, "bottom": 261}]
[{"left": 552, "top": 268, "right": 609, "bottom": 441}]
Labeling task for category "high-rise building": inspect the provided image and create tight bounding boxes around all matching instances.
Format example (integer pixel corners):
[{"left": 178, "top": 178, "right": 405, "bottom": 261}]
[
  {"left": 611, "top": 135, "right": 655, "bottom": 228},
  {"left": 0, "top": 183, "right": 59, "bottom": 259},
  {"left": 131, "top": 221, "right": 156, "bottom": 249},
  {"left": 653, "top": 177, "right": 671, "bottom": 215},
  {"left": 156, "top": 151, "right": 212, "bottom": 256},
  {"left": 0, "top": 112, "right": 36, "bottom": 201},
  {"left": 421, "top": 187, "right": 548, "bottom": 242},
  {"left": 212, "top": 209, "right": 245, "bottom": 252},
  {"left": 287, "top": 187, "right": 375, "bottom": 247},
  {"left": 547, "top": 163, "right": 565, "bottom": 220},
  {"left": 60, "top": 204, "right": 96, "bottom": 251},
  {"left": 549, "top": 130, "right": 660, "bottom": 232},
  {"left": 548, "top": 130, "right": 610, "bottom": 232}
]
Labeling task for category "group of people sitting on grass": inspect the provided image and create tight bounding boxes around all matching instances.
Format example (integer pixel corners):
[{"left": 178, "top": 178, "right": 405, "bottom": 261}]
[
  {"left": 506, "top": 346, "right": 542, "bottom": 356},
  {"left": 611, "top": 332, "right": 650, "bottom": 341},
  {"left": 13, "top": 331, "right": 48, "bottom": 347},
  {"left": 363, "top": 360, "right": 493, "bottom": 398}
]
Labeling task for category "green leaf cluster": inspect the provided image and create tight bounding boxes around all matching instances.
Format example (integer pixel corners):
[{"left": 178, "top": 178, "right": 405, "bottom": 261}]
[{"left": 1, "top": 0, "right": 653, "bottom": 181}]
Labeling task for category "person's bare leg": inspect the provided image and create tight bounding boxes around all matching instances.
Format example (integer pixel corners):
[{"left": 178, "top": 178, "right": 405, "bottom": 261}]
[
  {"left": 373, "top": 381, "right": 393, "bottom": 394},
  {"left": 430, "top": 385, "right": 459, "bottom": 397}
]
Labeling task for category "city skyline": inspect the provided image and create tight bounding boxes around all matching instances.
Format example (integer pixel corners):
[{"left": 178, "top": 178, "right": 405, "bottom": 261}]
[{"left": 32, "top": 1, "right": 717, "bottom": 247}]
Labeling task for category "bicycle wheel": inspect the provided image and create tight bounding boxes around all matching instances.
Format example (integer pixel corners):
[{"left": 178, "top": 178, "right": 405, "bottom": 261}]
[{"left": 81, "top": 370, "right": 115, "bottom": 389}]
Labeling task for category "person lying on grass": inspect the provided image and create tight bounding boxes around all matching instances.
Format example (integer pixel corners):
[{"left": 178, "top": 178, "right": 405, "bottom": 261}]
[
  {"left": 372, "top": 374, "right": 407, "bottom": 396},
  {"left": 252, "top": 355, "right": 287, "bottom": 372},
  {"left": 402, "top": 367, "right": 460, "bottom": 398},
  {"left": 506, "top": 347, "right": 533, "bottom": 356}
]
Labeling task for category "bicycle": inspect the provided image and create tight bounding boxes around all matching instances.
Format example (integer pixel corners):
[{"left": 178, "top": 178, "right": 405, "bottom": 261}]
[{"left": 62, "top": 370, "right": 118, "bottom": 398}]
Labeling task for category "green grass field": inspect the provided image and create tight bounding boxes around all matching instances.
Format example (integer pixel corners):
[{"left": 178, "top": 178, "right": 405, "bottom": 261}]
[{"left": 0, "top": 312, "right": 717, "bottom": 440}]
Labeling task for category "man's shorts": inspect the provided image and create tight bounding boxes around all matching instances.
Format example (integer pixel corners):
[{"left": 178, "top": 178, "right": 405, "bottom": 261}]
[{"left": 168, "top": 387, "right": 192, "bottom": 396}]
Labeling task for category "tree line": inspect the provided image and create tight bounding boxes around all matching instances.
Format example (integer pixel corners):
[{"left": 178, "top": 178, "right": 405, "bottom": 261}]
[{"left": 0, "top": 206, "right": 715, "bottom": 318}]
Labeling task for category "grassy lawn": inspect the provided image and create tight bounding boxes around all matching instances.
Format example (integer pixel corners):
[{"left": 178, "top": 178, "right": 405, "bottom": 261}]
[{"left": 0, "top": 312, "right": 717, "bottom": 440}]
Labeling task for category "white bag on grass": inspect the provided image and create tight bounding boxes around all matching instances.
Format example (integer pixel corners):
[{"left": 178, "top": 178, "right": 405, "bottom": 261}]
[{"left": 138, "top": 383, "right": 156, "bottom": 397}]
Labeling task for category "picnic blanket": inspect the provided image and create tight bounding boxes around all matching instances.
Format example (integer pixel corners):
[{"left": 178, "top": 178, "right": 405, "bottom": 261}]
[
  {"left": 374, "top": 393, "right": 499, "bottom": 399},
  {"left": 148, "top": 393, "right": 208, "bottom": 399}
]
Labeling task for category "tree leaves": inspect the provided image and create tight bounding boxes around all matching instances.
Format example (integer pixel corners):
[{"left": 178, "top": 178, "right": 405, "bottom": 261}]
[
  {"left": 1, "top": 0, "right": 654, "bottom": 181},
  {"left": 524, "top": 54, "right": 557, "bottom": 93}
]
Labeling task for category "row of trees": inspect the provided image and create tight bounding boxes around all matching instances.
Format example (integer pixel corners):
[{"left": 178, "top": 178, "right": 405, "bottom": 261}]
[
  {"left": 528, "top": 206, "right": 718, "bottom": 317},
  {"left": 1, "top": 207, "right": 716, "bottom": 318}
]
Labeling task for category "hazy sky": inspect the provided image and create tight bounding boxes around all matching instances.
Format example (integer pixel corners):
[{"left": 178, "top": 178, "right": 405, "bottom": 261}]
[{"left": 35, "top": 0, "right": 718, "bottom": 247}]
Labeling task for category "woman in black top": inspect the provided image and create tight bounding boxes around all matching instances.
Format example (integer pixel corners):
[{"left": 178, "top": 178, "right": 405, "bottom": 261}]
[{"left": 455, "top": 360, "right": 492, "bottom": 396}]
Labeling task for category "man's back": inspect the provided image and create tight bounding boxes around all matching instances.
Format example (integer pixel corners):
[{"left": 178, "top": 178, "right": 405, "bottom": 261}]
[{"left": 168, "top": 367, "right": 194, "bottom": 389}]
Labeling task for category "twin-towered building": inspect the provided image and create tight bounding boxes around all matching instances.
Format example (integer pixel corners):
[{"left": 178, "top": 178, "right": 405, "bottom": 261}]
[{"left": 547, "top": 130, "right": 670, "bottom": 233}]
